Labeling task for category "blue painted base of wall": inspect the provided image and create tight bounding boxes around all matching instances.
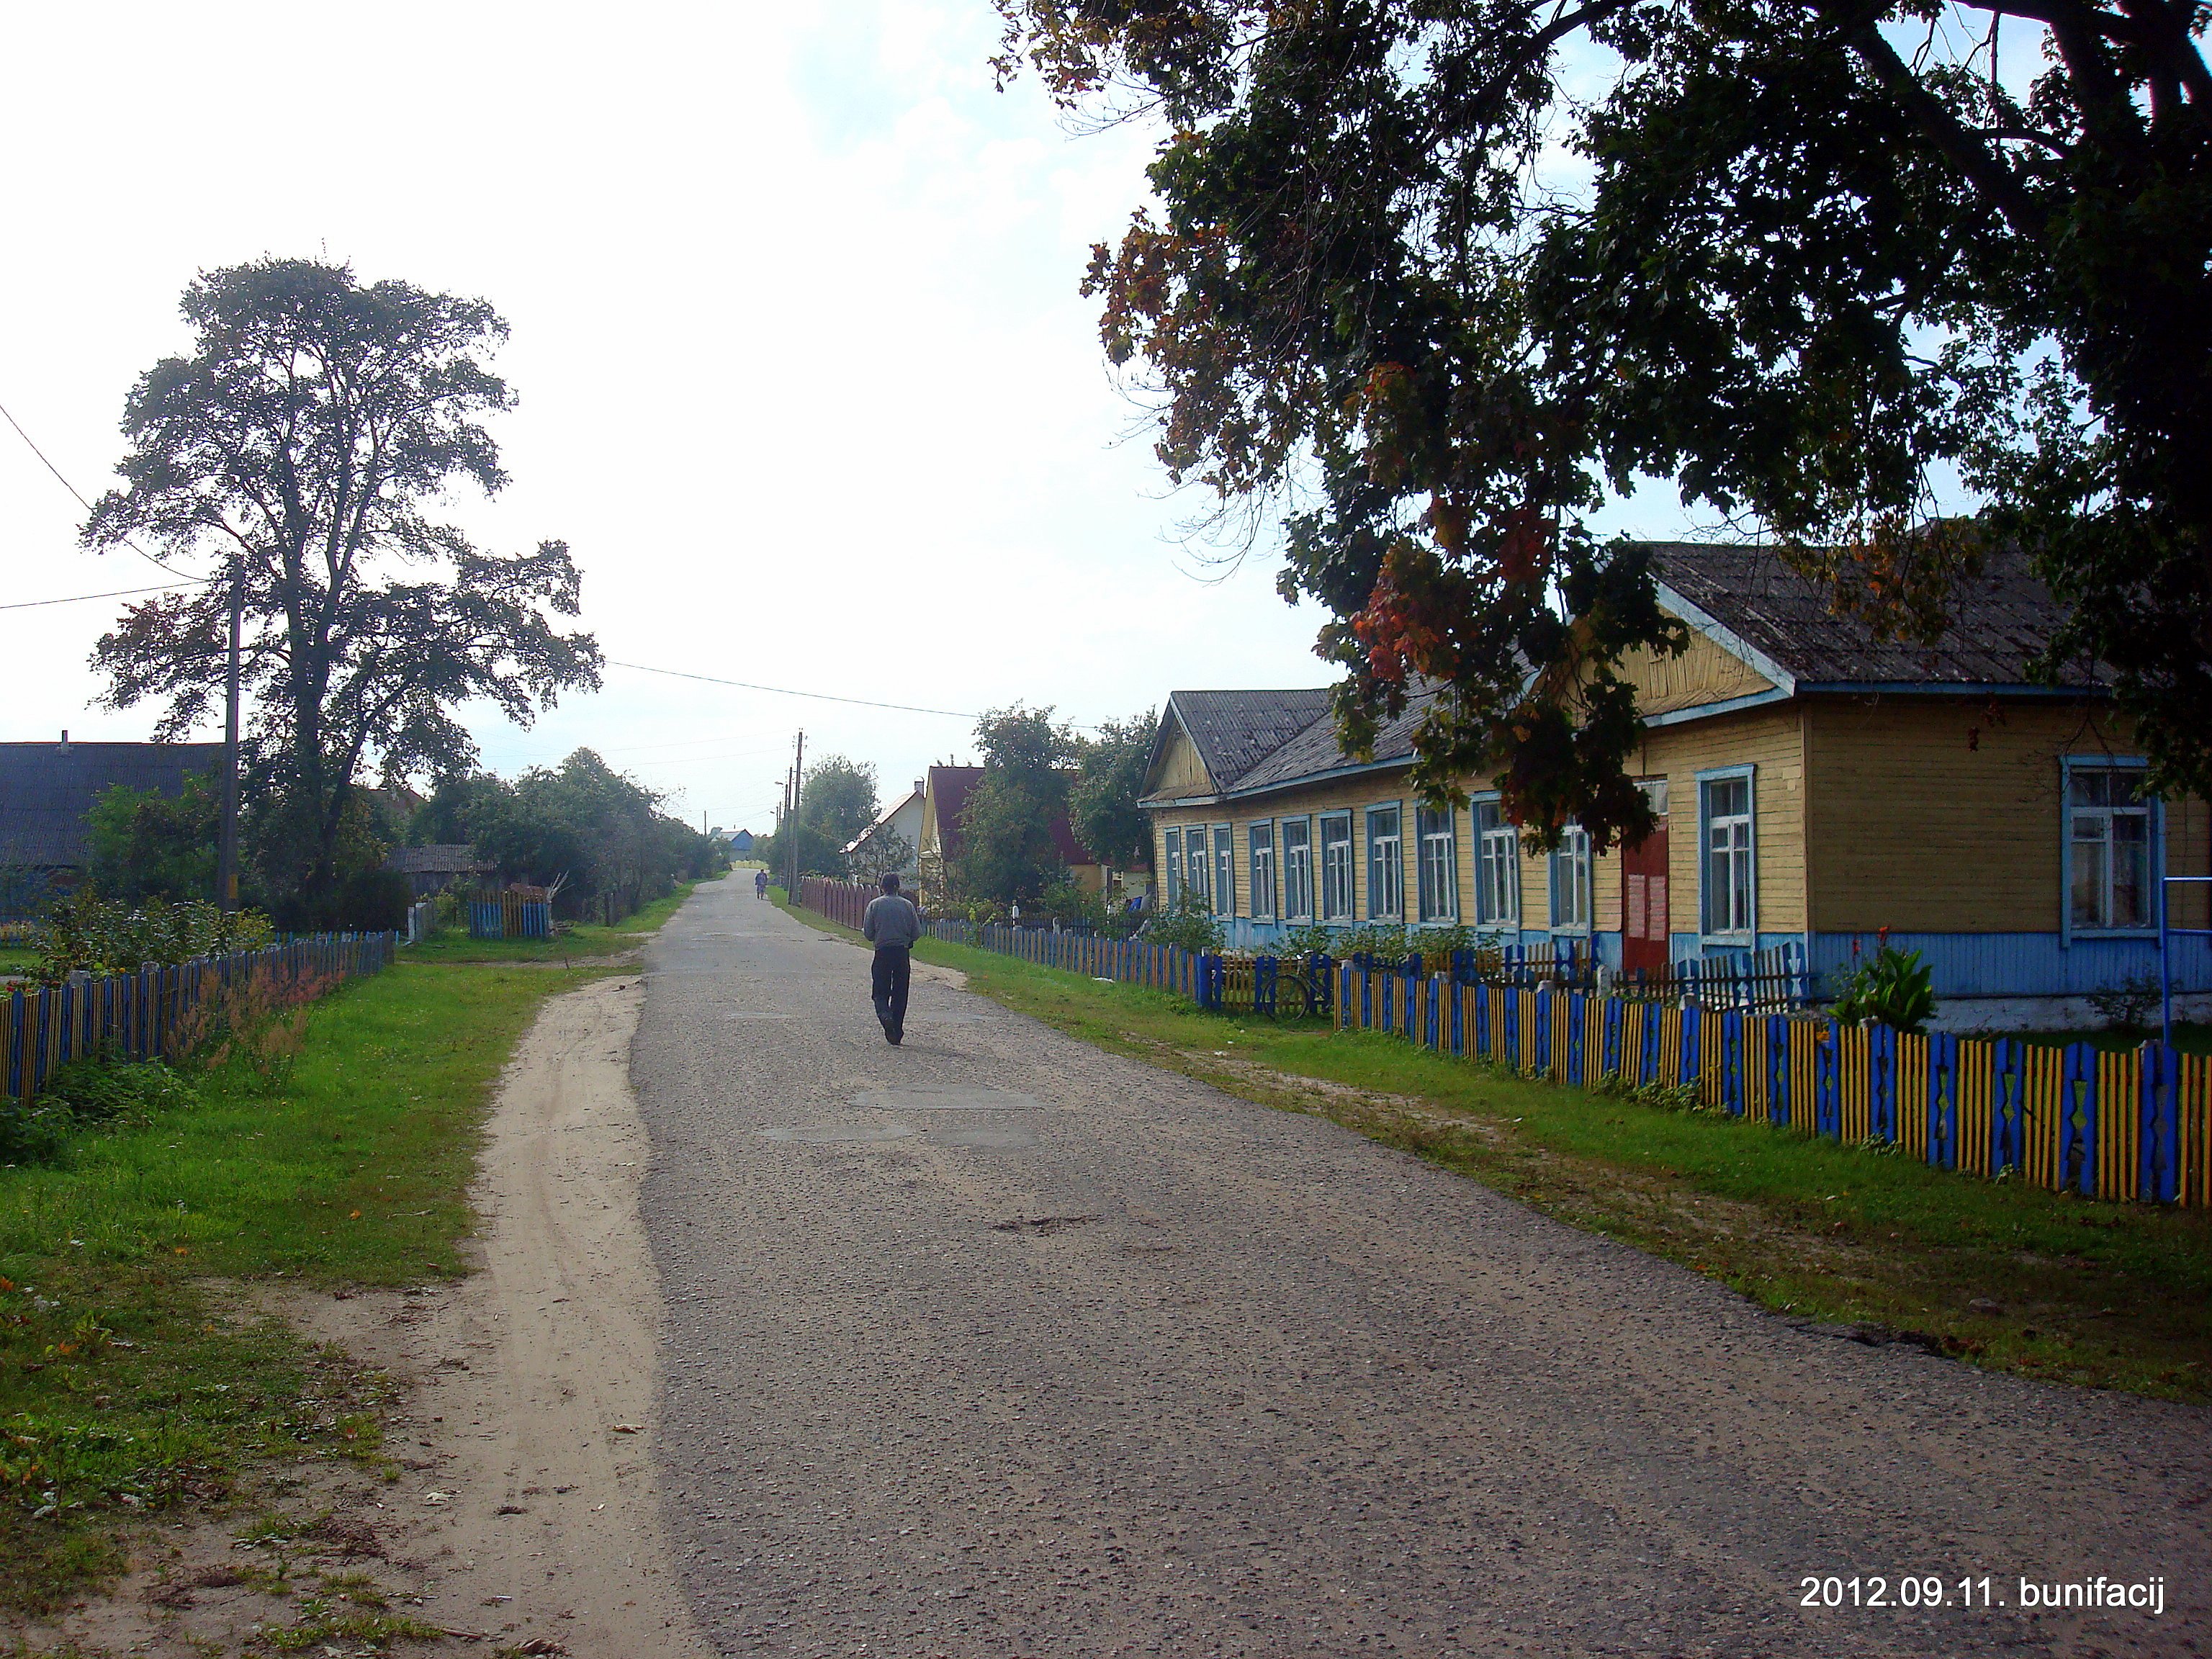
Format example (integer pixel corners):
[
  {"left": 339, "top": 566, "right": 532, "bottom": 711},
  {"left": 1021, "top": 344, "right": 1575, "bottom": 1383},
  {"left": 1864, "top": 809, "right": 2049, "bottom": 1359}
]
[{"left": 1808, "top": 930, "right": 2212, "bottom": 999}]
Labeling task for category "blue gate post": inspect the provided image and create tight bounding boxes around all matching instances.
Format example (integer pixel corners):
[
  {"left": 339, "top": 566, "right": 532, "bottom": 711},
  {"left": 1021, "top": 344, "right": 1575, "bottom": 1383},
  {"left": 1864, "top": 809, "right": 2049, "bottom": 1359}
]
[{"left": 2144, "top": 1040, "right": 2180, "bottom": 1205}]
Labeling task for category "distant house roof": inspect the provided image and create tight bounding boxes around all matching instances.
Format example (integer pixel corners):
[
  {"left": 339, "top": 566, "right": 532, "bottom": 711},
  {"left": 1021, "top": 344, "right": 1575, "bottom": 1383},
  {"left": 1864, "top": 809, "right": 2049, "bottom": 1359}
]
[
  {"left": 925, "top": 764, "right": 1100, "bottom": 866},
  {"left": 0, "top": 739, "right": 222, "bottom": 868},
  {"left": 1647, "top": 542, "right": 2100, "bottom": 691},
  {"left": 385, "top": 844, "right": 491, "bottom": 876}
]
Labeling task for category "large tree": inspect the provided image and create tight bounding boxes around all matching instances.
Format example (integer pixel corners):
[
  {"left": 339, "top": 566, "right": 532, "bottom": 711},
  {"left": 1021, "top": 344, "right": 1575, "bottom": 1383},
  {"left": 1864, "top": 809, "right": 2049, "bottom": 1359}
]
[
  {"left": 953, "top": 706, "right": 1076, "bottom": 906},
  {"left": 84, "top": 257, "right": 601, "bottom": 911},
  {"left": 996, "top": 0, "right": 2212, "bottom": 838},
  {"left": 1069, "top": 709, "right": 1161, "bottom": 869}
]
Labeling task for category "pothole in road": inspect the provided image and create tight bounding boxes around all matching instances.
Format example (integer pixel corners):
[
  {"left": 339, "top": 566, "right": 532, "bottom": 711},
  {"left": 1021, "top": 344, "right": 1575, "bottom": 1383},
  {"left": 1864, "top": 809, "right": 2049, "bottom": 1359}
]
[
  {"left": 853, "top": 1087, "right": 1040, "bottom": 1112},
  {"left": 755, "top": 1123, "right": 918, "bottom": 1144},
  {"left": 989, "top": 1214, "right": 1100, "bottom": 1233}
]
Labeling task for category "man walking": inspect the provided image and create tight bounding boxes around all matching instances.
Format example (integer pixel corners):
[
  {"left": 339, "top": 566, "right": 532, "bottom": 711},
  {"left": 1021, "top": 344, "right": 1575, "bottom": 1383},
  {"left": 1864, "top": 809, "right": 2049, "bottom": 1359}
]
[
  {"left": 755, "top": 868, "right": 768, "bottom": 900},
  {"left": 862, "top": 871, "right": 923, "bottom": 1044}
]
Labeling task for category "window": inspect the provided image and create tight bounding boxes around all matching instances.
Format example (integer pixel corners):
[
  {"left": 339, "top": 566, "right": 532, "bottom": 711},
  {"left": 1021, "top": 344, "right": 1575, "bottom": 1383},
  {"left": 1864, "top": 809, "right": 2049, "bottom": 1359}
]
[
  {"left": 1320, "top": 812, "right": 1355, "bottom": 921},
  {"left": 1416, "top": 805, "right": 1457, "bottom": 923},
  {"left": 1282, "top": 817, "right": 1314, "bottom": 922},
  {"left": 1162, "top": 827, "right": 1182, "bottom": 907},
  {"left": 1249, "top": 822, "right": 1277, "bottom": 920},
  {"left": 1549, "top": 822, "right": 1592, "bottom": 930},
  {"left": 2069, "top": 765, "right": 2152, "bottom": 931},
  {"left": 1213, "top": 824, "right": 1234, "bottom": 915},
  {"left": 1701, "top": 773, "right": 1755, "bottom": 938},
  {"left": 1367, "top": 806, "right": 1404, "bottom": 921},
  {"left": 1474, "top": 799, "right": 1519, "bottom": 927}
]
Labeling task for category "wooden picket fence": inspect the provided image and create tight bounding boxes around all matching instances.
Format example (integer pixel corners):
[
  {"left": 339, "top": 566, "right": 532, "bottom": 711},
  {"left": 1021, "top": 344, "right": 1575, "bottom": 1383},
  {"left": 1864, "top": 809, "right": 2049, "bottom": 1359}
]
[
  {"left": 468, "top": 889, "right": 552, "bottom": 939},
  {"left": 1, "top": 932, "right": 397, "bottom": 1104},
  {"left": 1331, "top": 968, "right": 2212, "bottom": 1208},
  {"left": 791, "top": 881, "right": 2208, "bottom": 1208}
]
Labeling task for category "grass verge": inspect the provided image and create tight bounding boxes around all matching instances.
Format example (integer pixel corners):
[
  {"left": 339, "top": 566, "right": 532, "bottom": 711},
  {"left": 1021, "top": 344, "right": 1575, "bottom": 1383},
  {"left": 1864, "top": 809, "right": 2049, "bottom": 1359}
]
[
  {"left": 781, "top": 902, "right": 2212, "bottom": 1405},
  {"left": 0, "top": 959, "right": 598, "bottom": 1614},
  {"left": 402, "top": 878, "right": 706, "bottom": 963}
]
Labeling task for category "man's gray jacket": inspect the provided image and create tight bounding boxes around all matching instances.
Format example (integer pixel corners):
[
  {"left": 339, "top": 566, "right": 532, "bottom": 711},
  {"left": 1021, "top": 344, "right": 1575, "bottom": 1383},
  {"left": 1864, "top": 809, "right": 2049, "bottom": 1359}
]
[{"left": 863, "top": 893, "right": 924, "bottom": 948}]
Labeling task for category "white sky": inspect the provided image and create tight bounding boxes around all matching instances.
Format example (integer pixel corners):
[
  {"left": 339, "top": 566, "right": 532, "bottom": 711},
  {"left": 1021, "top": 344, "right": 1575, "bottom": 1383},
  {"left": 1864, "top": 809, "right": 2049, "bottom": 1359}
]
[{"left": 0, "top": 2, "right": 1696, "bottom": 835}]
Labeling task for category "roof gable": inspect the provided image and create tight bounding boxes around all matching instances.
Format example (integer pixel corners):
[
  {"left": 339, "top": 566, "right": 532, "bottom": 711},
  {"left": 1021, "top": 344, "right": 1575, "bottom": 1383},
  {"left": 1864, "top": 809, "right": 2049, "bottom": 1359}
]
[{"left": 1143, "top": 688, "right": 1334, "bottom": 801}]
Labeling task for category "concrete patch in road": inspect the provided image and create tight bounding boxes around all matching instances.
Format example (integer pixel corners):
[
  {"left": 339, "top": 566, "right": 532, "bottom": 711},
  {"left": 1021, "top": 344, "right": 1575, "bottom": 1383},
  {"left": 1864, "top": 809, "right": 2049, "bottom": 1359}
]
[
  {"left": 928, "top": 1123, "right": 1039, "bottom": 1149},
  {"left": 756, "top": 1121, "right": 919, "bottom": 1144},
  {"left": 854, "top": 1086, "right": 1040, "bottom": 1112}
]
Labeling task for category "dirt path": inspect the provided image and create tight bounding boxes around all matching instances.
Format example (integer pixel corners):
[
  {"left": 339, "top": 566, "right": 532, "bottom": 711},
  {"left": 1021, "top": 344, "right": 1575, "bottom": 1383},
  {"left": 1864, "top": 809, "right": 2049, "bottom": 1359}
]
[
  {"left": 630, "top": 879, "right": 2211, "bottom": 1658},
  {"left": 26, "top": 974, "right": 714, "bottom": 1658}
]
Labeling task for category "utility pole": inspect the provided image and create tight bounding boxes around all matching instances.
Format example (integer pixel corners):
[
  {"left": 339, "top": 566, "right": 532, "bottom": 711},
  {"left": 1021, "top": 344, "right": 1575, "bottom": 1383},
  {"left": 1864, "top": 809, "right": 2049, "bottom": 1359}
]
[
  {"left": 215, "top": 557, "right": 243, "bottom": 911},
  {"left": 785, "top": 729, "right": 805, "bottom": 899}
]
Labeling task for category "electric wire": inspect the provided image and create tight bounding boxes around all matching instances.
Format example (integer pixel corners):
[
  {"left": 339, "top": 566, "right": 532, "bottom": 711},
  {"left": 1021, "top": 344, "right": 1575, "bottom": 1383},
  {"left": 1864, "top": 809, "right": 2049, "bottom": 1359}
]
[
  {"left": 0, "top": 580, "right": 205, "bottom": 612},
  {"left": 0, "top": 393, "right": 202, "bottom": 580},
  {"left": 606, "top": 659, "right": 977, "bottom": 720}
]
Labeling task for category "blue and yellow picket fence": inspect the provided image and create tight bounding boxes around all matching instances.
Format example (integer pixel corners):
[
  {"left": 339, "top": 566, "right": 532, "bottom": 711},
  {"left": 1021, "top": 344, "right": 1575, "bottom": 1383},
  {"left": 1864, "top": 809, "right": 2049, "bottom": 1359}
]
[
  {"left": 1, "top": 932, "right": 396, "bottom": 1104},
  {"left": 1326, "top": 968, "right": 2212, "bottom": 1208},
  {"left": 467, "top": 890, "right": 552, "bottom": 939},
  {"left": 793, "top": 881, "right": 2211, "bottom": 1208}
]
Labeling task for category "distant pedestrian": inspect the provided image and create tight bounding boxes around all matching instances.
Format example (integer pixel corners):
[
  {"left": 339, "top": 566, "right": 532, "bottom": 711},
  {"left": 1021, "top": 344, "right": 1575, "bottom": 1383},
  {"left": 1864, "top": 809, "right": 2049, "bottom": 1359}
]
[
  {"left": 755, "top": 869, "right": 769, "bottom": 900},
  {"left": 862, "top": 871, "right": 923, "bottom": 1045}
]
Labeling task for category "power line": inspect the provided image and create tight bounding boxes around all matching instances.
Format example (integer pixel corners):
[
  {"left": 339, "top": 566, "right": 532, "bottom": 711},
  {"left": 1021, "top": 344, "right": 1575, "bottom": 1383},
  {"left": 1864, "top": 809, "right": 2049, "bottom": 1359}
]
[
  {"left": 0, "top": 580, "right": 207, "bottom": 613},
  {"left": 606, "top": 660, "right": 978, "bottom": 720},
  {"left": 0, "top": 392, "right": 198, "bottom": 580}
]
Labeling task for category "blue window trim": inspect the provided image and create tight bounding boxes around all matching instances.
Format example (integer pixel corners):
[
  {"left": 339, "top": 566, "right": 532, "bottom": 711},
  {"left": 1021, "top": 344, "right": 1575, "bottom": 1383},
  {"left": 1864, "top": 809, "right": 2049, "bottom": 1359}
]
[
  {"left": 1280, "top": 813, "right": 1317, "bottom": 922},
  {"left": 1212, "top": 822, "right": 1234, "bottom": 916},
  {"left": 1470, "top": 789, "right": 1518, "bottom": 931},
  {"left": 2059, "top": 754, "right": 2159, "bottom": 947},
  {"left": 1161, "top": 825, "right": 1182, "bottom": 907},
  {"left": 1318, "top": 810, "right": 1354, "bottom": 922},
  {"left": 1413, "top": 801, "right": 1459, "bottom": 925},
  {"left": 1547, "top": 823, "right": 1593, "bottom": 934},
  {"left": 1248, "top": 819, "right": 1277, "bottom": 920},
  {"left": 1695, "top": 763, "right": 1758, "bottom": 946},
  {"left": 1365, "top": 801, "right": 1406, "bottom": 922}
]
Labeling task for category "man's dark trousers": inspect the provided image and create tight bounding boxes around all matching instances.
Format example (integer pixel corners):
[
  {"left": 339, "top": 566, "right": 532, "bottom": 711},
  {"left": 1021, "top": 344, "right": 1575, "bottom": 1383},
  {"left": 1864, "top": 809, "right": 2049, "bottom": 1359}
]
[{"left": 871, "top": 945, "right": 911, "bottom": 1041}]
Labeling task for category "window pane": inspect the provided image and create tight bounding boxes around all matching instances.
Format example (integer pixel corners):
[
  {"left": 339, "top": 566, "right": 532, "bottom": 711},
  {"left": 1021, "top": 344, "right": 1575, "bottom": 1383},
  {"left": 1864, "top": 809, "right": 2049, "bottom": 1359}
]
[
  {"left": 2070, "top": 815, "right": 2108, "bottom": 929},
  {"left": 2112, "top": 812, "right": 2149, "bottom": 928}
]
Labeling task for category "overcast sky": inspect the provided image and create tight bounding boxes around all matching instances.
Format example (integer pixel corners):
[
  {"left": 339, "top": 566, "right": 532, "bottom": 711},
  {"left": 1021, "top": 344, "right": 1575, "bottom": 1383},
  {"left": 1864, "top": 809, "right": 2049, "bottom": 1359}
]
[{"left": 0, "top": 2, "right": 1691, "bottom": 835}]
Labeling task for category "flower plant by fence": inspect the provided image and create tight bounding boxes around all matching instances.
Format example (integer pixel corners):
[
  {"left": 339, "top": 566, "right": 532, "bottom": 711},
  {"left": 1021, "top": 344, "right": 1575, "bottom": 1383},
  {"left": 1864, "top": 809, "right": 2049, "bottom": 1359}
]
[
  {"left": 1, "top": 932, "right": 396, "bottom": 1103},
  {"left": 796, "top": 876, "right": 2212, "bottom": 1209}
]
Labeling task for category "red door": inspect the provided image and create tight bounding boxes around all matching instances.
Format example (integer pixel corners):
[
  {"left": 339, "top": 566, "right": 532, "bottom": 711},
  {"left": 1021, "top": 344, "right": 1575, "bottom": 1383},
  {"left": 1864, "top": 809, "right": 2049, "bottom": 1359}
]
[{"left": 1621, "top": 784, "right": 1671, "bottom": 980}]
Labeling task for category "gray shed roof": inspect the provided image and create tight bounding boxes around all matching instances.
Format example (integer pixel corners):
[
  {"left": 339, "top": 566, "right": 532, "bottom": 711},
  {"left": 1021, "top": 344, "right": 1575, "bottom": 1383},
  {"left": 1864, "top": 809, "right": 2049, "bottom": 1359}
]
[
  {"left": 0, "top": 739, "right": 223, "bottom": 868},
  {"left": 385, "top": 844, "right": 491, "bottom": 876},
  {"left": 1647, "top": 542, "right": 2101, "bottom": 690},
  {"left": 1225, "top": 685, "right": 1447, "bottom": 796}
]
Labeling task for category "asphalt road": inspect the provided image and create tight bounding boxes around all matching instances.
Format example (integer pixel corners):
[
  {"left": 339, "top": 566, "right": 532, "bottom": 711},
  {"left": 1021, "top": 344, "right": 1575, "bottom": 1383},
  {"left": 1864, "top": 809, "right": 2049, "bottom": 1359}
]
[{"left": 629, "top": 879, "right": 2211, "bottom": 1657}]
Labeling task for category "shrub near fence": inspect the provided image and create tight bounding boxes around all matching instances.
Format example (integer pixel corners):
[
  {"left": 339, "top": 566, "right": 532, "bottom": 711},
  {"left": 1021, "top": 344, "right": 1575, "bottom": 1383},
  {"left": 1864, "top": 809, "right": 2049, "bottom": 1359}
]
[
  {"left": 789, "top": 877, "right": 2212, "bottom": 1210},
  {"left": 1, "top": 932, "right": 397, "bottom": 1104}
]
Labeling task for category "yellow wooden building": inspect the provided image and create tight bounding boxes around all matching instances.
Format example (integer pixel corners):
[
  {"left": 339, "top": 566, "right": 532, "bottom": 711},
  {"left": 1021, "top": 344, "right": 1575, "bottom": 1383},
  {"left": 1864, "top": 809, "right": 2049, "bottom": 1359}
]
[{"left": 1138, "top": 545, "right": 2209, "bottom": 1030}]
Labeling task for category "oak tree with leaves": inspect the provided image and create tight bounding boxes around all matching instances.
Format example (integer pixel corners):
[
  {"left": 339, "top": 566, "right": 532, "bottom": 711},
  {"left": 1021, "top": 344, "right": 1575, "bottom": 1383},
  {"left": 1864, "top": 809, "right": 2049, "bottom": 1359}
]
[
  {"left": 84, "top": 258, "right": 601, "bottom": 918},
  {"left": 996, "top": 0, "right": 2212, "bottom": 842}
]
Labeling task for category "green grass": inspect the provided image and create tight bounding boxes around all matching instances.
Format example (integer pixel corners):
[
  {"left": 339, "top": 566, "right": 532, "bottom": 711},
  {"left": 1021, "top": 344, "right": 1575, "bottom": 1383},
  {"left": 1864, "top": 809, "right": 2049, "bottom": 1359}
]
[
  {"left": 402, "top": 879, "right": 704, "bottom": 963},
  {"left": 783, "top": 904, "right": 2212, "bottom": 1404},
  {"left": 0, "top": 959, "right": 598, "bottom": 1612},
  {"left": 0, "top": 946, "right": 37, "bottom": 976}
]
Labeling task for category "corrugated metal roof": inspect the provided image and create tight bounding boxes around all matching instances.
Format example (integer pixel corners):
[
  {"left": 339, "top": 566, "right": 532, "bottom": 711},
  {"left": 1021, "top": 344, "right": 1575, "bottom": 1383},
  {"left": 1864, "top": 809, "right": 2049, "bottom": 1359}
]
[
  {"left": 0, "top": 740, "right": 223, "bottom": 868},
  {"left": 385, "top": 844, "right": 490, "bottom": 875},
  {"left": 1647, "top": 542, "right": 2102, "bottom": 688},
  {"left": 1166, "top": 689, "right": 1335, "bottom": 789},
  {"left": 1224, "top": 685, "right": 1445, "bottom": 796}
]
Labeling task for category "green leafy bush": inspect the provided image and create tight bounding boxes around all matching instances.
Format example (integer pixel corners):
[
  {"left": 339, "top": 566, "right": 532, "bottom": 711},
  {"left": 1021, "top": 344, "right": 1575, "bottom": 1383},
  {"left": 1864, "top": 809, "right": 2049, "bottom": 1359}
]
[
  {"left": 0, "top": 1056, "right": 199, "bottom": 1165},
  {"left": 32, "top": 890, "right": 274, "bottom": 984},
  {"left": 1831, "top": 940, "right": 1938, "bottom": 1035},
  {"left": 1143, "top": 891, "right": 1225, "bottom": 954}
]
